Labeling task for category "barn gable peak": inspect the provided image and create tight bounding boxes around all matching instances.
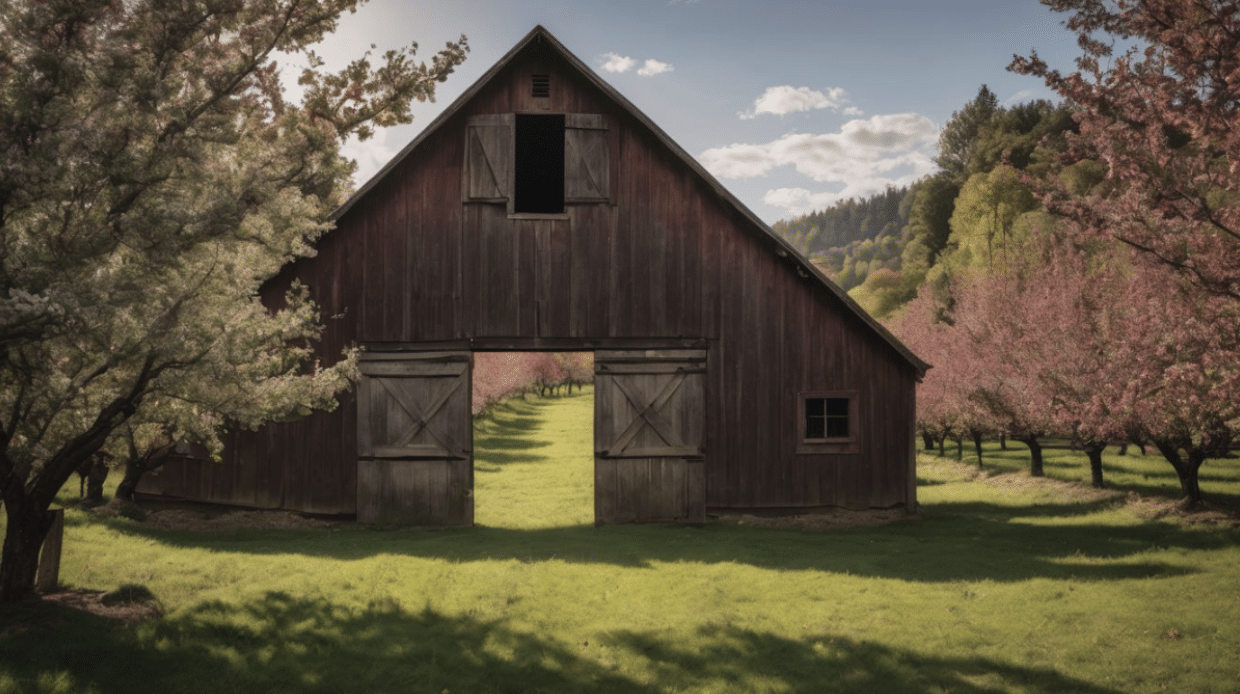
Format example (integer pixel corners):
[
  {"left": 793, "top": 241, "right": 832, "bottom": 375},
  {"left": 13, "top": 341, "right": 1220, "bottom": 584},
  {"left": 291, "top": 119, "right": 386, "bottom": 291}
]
[{"left": 329, "top": 25, "right": 928, "bottom": 377}]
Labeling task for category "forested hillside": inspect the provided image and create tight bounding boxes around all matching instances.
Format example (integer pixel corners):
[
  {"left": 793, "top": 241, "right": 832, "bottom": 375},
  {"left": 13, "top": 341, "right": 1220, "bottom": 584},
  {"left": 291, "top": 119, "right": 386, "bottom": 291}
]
[
  {"left": 770, "top": 87, "right": 1076, "bottom": 320},
  {"left": 770, "top": 186, "right": 910, "bottom": 294}
]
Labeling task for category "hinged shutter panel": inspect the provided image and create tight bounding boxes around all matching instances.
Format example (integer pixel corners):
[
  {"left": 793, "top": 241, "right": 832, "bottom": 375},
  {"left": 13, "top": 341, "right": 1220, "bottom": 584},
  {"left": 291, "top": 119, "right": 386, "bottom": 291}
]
[
  {"left": 465, "top": 114, "right": 513, "bottom": 202},
  {"left": 564, "top": 113, "right": 609, "bottom": 203}
]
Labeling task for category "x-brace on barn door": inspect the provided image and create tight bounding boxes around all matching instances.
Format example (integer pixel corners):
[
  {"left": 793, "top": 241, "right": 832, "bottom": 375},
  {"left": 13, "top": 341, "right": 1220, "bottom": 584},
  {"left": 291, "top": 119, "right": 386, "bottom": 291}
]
[
  {"left": 356, "top": 351, "right": 473, "bottom": 525},
  {"left": 594, "top": 350, "right": 706, "bottom": 524}
]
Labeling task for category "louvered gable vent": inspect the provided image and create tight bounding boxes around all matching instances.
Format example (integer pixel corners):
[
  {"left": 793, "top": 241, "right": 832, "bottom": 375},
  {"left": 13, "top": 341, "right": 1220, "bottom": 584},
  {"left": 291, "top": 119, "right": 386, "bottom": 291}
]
[{"left": 532, "top": 74, "right": 550, "bottom": 98}]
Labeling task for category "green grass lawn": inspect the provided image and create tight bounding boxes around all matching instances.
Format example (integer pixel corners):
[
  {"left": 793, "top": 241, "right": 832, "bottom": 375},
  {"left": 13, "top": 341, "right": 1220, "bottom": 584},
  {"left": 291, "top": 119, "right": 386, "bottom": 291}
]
[{"left": 3, "top": 388, "right": 1240, "bottom": 693}]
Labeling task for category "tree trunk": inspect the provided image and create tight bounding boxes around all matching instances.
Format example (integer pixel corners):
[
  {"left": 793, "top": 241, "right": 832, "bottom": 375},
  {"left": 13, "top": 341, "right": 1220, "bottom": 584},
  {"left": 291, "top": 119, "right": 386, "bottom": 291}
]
[
  {"left": 1083, "top": 442, "right": 1106, "bottom": 488},
  {"left": 954, "top": 435, "right": 963, "bottom": 461},
  {"left": 85, "top": 458, "right": 110, "bottom": 504},
  {"left": 937, "top": 433, "right": 946, "bottom": 457},
  {"left": 1014, "top": 436, "right": 1044, "bottom": 477},
  {"left": 1177, "top": 450, "right": 1206, "bottom": 509},
  {"left": 114, "top": 449, "right": 174, "bottom": 503},
  {"left": 999, "top": 433, "right": 1007, "bottom": 450},
  {"left": 922, "top": 432, "right": 936, "bottom": 451},
  {"left": 971, "top": 430, "right": 984, "bottom": 467},
  {"left": 1118, "top": 442, "right": 1128, "bottom": 456},
  {"left": 114, "top": 463, "right": 143, "bottom": 503},
  {"left": 0, "top": 498, "right": 55, "bottom": 602},
  {"left": 1151, "top": 438, "right": 1205, "bottom": 509}
]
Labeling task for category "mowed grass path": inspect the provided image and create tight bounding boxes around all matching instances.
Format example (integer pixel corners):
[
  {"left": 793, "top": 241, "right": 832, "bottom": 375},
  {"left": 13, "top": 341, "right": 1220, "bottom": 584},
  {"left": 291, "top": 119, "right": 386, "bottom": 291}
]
[
  {"left": 473, "top": 388, "right": 594, "bottom": 529},
  {"left": 2, "top": 389, "right": 1240, "bottom": 693}
]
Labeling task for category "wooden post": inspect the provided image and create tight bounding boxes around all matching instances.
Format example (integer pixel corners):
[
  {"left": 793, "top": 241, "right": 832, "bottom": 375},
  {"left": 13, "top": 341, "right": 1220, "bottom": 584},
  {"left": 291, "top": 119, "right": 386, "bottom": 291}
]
[
  {"left": 36, "top": 509, "right": 65, "bottom": 593},
  {"left": 907, "top": 386, "right": 918, "bottom": 515}
]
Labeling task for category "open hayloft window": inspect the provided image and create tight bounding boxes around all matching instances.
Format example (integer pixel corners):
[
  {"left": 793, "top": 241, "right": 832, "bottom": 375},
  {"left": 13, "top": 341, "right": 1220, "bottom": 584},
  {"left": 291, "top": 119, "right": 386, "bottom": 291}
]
[
  {"left": 514, "top": 114, "right": 565, "bottom": 213},
  {"left": 797, "top": 390, "right": 859, "bottom": 454},
  {"left": 465, "top": 113, "right": 609, "bottom": 214}
]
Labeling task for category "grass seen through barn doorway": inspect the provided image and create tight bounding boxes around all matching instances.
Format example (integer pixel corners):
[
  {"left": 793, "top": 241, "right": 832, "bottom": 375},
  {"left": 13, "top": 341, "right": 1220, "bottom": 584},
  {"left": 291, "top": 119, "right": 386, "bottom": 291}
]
[{"left": 473, "top": 384, "right": 595, "bottom": 529}]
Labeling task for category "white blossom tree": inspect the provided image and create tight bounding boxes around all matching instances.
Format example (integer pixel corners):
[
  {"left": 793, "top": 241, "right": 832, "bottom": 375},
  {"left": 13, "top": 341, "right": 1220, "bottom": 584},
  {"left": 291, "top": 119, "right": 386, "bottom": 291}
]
[{"left": 0, "top": 0, "right": 467, "bottom": 601}]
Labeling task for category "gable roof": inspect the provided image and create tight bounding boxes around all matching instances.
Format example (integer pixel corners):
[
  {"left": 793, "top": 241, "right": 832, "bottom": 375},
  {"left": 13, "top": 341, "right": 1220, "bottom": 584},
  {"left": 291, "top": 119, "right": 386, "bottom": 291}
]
[{"left": 330, "top": 25, "right": 929, "bottom": 378}]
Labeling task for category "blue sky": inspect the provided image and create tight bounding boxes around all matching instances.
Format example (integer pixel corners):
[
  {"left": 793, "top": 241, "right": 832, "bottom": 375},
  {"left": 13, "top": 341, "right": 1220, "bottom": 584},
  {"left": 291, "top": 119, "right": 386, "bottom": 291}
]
[{"left": 304, "top": 0, "right": 1084, "bottom": 222}]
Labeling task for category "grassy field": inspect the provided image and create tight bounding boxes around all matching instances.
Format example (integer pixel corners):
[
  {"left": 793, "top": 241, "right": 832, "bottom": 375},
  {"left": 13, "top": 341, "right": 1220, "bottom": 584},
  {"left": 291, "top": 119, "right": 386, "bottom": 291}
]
[{"left": 2, "top": 387, "right": 1240, "bottom": 693}]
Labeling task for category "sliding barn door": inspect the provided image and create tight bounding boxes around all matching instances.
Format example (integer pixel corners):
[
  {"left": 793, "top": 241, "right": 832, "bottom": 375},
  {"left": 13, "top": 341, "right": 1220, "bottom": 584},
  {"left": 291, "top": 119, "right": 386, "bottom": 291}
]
[
  {"left": 356, "top": 352, "right": 473, "bottom": 525},
  {"left": 594, "top": 350, "right": 706, "bottom": 524}
]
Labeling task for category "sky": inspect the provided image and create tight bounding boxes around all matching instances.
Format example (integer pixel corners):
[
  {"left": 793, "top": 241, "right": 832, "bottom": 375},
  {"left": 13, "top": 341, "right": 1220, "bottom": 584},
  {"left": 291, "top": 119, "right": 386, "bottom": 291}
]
[{"left": 299, "top": 0, "right": 1087, "bottom": 223}]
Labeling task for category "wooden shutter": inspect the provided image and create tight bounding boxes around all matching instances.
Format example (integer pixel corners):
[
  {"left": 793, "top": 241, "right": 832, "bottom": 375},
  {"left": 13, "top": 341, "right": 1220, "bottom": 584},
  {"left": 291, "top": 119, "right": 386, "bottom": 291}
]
[
  {"left": 464, "top": 114, "right": 513, "bottom": 202},
  {"left": 594, "top": 350, "right": 705, "bottom": 524},
  {"left": 356, "top": 352, "right": 473, "bottom": 526},
  {"left": 564, "top": 113, "right": 609, "bottom": 203}
]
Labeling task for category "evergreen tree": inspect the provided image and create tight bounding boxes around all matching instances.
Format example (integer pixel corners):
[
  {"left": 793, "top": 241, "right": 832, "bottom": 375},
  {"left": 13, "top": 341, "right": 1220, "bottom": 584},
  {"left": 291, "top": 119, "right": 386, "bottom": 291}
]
[{"left": 935, "top": 85, "right": 1001, "bottom": 181}]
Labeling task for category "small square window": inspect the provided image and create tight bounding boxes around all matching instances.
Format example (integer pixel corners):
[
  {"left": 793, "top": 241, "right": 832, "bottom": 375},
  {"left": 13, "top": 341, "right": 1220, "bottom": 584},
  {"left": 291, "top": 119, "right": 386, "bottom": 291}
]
[
  {"left": 798, "top": 390, "right": 858, "bottom": 454},
  {"left": 806, "top": 397, "right": 850, "bottom": 439}
]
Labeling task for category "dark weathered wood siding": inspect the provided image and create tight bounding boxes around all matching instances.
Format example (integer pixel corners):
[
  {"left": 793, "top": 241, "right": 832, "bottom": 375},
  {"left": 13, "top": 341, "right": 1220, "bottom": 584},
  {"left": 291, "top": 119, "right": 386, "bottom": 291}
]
[{"left": 142, "top": 33, "right": 919, "bottom": 515}]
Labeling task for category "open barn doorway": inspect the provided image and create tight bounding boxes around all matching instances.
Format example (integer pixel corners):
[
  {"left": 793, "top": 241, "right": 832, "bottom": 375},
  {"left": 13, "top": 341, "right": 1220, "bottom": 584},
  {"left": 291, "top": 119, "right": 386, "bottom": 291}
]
[
  {"left": 471, "top": 352, "right": 595, "bottom": 529},
  {"left": 357, "top": 347, "right": 707, "bottom": 526}
]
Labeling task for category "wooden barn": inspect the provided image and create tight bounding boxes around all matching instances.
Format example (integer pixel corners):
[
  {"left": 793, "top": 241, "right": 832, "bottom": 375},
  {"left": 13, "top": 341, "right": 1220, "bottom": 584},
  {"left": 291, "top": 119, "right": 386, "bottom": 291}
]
[{"left": 139, "top": 26, "right": 929, "bottom": 524}]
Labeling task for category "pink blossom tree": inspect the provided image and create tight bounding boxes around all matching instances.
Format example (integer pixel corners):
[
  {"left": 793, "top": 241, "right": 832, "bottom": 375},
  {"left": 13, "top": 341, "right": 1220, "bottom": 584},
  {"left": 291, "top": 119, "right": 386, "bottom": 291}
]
[
  {"left": 1011, "top": 1, "right": 1240, "bottom": 505},
  {"left": 556, "top": 353, "right": 595, "bottom": 393},
  {"left": 894, "top": 286, "right": 998, "bottom": 465},
  {"left": 949, "top": 267, "right": 1063, "bottom": 477},
  {"left": 530, "top": 353, "right": 568, "bottom": 397},
  {"left": 1011, "top": 0, "right": 1240, "bottom": 303},
  {"left": 472, "top": 353, "right": 539, "bottom": 414},
  {"left": 1112, "top": 265, "right": 1240, "bottom": 507},
  {"left": 1013, "top": 244, "right": 1131, "bottom": 488}
]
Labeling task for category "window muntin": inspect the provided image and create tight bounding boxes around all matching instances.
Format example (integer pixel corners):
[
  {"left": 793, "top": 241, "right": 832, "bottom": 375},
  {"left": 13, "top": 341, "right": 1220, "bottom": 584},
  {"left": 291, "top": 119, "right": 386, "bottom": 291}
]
[
  {"left": 798, "top": 390, "right": 859, "bottom": 454},
  {"left": 805, "top": 396, "right": 850, "bottom": 440}
]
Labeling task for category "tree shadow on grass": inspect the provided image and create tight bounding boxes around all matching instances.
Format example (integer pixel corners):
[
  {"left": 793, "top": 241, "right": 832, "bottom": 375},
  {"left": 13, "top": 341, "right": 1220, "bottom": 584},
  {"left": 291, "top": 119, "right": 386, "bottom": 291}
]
[
  {"left": 473, "top": 434, "right": 555, "bottom": 469},
  {"left": 0, "top": 591, "right": 648, "bottom": 694},
  {"left": 602, "top": 626, "right": 1125, "bottom": 694},
  {"left": 100, "top": 500, "right": 1235, "bottom": 584},
  {"left": 0, "top": 590, "right": 1125, "bottom": 694},
  {"left": 473, "top": 396, "right": 566, "bottom": 469}
]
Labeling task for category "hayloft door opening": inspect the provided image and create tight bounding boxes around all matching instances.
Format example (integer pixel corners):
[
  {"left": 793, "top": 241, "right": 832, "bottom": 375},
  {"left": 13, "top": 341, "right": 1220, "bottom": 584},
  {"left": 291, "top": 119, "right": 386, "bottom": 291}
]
[
  {"left": 356, "top": 351, "right": 474, "bottom": 526},
  {"left": 514, "top": 114, "right": 565, "bottom": 213},
  {"left": 594, "top": 350, "right": 706, "bottom": 524}
]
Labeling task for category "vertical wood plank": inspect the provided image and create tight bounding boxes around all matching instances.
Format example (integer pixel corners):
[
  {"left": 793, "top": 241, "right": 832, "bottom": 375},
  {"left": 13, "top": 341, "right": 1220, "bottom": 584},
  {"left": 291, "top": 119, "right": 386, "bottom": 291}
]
[{"left": 517, "top": 217, "right": 538, "bottom": 335}]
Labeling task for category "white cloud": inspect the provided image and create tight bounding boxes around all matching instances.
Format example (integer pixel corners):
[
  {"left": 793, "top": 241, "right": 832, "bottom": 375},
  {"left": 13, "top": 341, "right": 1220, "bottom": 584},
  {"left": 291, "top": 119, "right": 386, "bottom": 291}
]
[
  {"left": 1004, "top": 89, "right": 1036, "bottom": 104},
  {"left": 699, "top": 113, "right": 940, "bottom": 214},
  {"left": 637, "top": 58, "right": 673, "bottom": 76},
  {"left": 602, "top": 54, "right": 672, "bottom": 77},
  {"left": 341, "top": 135, "right": 398, "bottom": 187},
  {"left": 763, "top": 188, "right": 842, "bottom": 216},
  {"left": 601, "top": 52, "right": 636, "bottom": 73},
  {"left": 740, "top": 85, "right": 859, "bottom": 120}
]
